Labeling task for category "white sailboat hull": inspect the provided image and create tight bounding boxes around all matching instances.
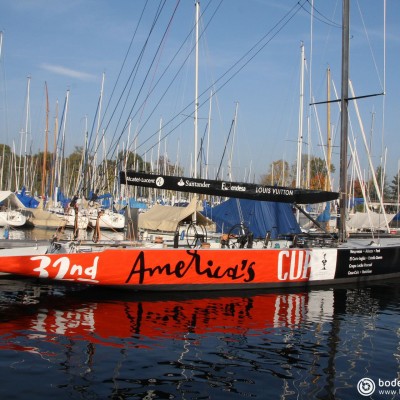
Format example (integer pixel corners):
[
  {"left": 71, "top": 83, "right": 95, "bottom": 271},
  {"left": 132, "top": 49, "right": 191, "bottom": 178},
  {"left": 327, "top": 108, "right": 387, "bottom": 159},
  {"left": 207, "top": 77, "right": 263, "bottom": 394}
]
[
  {"left": 89, "top": 209, "right": 125, "bottom": 230},
  {"left": 0, "top": 210, "right": 27, "bottom": 227}
]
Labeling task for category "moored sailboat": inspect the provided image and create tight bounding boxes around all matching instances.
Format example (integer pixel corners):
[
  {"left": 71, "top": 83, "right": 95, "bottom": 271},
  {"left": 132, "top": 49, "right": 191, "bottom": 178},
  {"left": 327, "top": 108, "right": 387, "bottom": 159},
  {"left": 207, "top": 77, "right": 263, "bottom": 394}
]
[
  {"left": 87, "top": 206, "right": 125, "bottom": 231},
  {"left": 0, "top": 209, "right": 27, "bottom": 228},
  {"left": 0, "top": 191, "right": 27, "bottom": 228}
]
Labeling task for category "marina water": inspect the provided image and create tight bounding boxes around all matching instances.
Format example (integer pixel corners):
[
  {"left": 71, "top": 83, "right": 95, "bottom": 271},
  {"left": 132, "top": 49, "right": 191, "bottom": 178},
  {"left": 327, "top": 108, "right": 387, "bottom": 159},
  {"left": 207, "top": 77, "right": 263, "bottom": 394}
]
[{"left": 0, "top": 228, "right": 400, "bottom": 399}]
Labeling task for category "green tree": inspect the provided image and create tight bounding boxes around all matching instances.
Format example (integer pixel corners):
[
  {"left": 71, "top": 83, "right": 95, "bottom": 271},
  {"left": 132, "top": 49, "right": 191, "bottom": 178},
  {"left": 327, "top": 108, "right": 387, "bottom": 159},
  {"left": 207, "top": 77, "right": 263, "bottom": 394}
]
[
  {"left": 260, "top": 160, "right": 290, "bottom": 186},
  {"left": 388, "top": 173, "right": 399, "bottom": 201},
  {"left": 368, "top": 166, "right": 390, "bottom": 201},
  {"left": 261, "top": 155, "right": 335, "bottom": 190},
  {"left": 0, "top": 144, "right": 13, "bottom": 190}
]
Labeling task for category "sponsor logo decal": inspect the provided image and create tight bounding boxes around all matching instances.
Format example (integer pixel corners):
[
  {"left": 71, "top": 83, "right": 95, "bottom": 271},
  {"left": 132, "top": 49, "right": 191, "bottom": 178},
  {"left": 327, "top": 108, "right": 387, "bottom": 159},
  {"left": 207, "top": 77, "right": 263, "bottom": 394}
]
[
  {"left": 183, "top": 179, "right": 211, "bottom": 188},
  {"left": 156, "top": 177, "right": 164, "bottom": 187},
  {"left": 221, "top": 182, "right": 246, "bottom": 192},
  {"left": 28, "top": 249, "right": 313, "bottom": 286},
  {"left": 125, "top": 250, "right": 256, "bottom": 284}
]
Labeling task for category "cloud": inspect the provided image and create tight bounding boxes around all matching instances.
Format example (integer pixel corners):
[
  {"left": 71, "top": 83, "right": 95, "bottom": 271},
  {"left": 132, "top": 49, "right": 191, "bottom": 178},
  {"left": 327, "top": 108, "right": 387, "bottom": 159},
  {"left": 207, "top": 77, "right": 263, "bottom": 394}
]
[{"left": 41, "top": 63, "right": 97, "bottom": 81}]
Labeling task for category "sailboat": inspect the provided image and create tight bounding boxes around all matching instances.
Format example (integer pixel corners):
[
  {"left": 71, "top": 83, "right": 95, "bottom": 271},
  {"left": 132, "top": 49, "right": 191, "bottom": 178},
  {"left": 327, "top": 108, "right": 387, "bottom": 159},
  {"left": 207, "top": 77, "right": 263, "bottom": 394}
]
[
  {"left": 0, "top": 0, "right": 400, "bottom": 290},
  {"left": 0, "top": 191, "right": 27, "bottom": 228}
]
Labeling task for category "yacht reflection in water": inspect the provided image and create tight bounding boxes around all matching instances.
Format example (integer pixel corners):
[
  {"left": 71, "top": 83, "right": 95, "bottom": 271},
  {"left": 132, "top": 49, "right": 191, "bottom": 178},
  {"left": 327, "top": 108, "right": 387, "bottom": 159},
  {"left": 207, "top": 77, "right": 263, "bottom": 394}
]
[
  {"left": 0, "top": 281, "right": 334, "bottom": 348},
  {"left": 0, "top": 278, "right": 398, "bottom": 399}
]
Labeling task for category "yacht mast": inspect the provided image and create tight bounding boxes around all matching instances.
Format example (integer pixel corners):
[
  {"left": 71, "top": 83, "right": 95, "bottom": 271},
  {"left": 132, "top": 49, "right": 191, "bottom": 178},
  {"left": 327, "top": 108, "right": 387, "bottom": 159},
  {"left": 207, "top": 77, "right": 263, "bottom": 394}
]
[
  {"left": 326, "top": 67, "right": 332, "bottom": 192},
  {"left": 296, "top": 42, "right": 305, "bottom": 189},
  {"left": 339, "top": 0, "right": 350, "bottom": 242},
  {"left": 41, "top": 82, "right": 49, "bottom": 199},
  {"left": 193, "top": 0, "right": 199, "bottom": 179}
]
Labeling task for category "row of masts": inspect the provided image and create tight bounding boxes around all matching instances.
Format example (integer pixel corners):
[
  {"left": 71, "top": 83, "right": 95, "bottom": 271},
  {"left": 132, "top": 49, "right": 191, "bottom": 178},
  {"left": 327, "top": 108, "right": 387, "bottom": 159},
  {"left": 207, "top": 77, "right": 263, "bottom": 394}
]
[
  {"left": 1, "top": 1, "right": 389, "bottom": 243},
  {"left": 296, "top": 0, "right": 386, "bottom": 240},
  {"left": 6, "top": 70, "right": 110, "bottom": 204}
]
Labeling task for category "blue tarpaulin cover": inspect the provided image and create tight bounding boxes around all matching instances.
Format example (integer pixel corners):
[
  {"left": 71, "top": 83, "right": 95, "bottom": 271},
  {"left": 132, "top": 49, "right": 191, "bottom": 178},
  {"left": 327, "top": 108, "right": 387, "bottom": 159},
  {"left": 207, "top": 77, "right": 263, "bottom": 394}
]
[
  {"left": 316, "top": 203, "right": 331, "bottom": 223},
  {"left": 16, "top": 187, "right": 39, "bottom": 208},
  {"left": 392, "top": 212, "right": 400, "bottom": 222},
  {"left": 202, "top": 198, "right": 301, "bottom": 239}
]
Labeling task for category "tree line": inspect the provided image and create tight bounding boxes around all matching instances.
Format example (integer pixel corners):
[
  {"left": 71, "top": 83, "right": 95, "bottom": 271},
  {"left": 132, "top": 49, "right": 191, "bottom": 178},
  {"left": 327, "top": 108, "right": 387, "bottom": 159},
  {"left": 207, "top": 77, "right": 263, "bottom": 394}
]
[
  {"left": 1, "top": 143, "right": 398, "bottom": 207},
  {"left": 260, "top": 155, "right": 399, "bottom": 207},
  {"left": 0, "top": 144, "right": 182, "bottom": 200}
]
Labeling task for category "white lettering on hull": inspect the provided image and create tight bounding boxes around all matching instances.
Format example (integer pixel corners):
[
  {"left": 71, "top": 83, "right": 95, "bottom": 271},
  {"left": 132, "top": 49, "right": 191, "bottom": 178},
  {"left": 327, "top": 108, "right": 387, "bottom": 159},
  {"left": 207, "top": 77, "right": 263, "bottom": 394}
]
[
  {"left": 277, "top": 250, "right": 311, "bottom": 281},
  {"left": 31, "top": 255, "right": 99, "bottom": 283}
]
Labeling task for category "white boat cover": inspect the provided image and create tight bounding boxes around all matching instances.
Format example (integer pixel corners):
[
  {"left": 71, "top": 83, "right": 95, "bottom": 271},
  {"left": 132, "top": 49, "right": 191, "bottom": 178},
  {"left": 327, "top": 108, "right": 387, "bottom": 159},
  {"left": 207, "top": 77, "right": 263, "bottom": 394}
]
[
  {"left": 0, "top": 191, "right": 26, "bottom": 209},
  {"left": 138, "top": 197, "right": 213, "bottom": 232},
  {"left": 346, "top": 211, "right": 396, "bottom": 231}
]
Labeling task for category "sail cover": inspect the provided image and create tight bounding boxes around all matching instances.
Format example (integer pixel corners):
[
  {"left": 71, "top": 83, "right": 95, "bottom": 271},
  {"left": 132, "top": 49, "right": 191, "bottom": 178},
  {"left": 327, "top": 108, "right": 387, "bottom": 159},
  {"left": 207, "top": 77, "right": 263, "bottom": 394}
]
[
  {"left": 346, "top": 211, "right": 396, "bottom": 232},
  {"left": 203, "top": 198, "right": 301, "bottom": 239},
  {"left": 139, "top": 197, "right": 213, "bottom": 232},
  {"left": 120, "top": 171, "right": 338, "bottom": 204},
  {"left": 0, "top": 191, "right": 26, "bottom": 209},
  {"left": 16, "top": 187, "right": 39, "bottom": 208}
]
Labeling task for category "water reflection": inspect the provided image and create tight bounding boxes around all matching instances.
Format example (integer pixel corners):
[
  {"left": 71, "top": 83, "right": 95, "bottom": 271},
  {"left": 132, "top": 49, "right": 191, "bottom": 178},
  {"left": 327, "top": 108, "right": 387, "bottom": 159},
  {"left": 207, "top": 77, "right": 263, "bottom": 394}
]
[
  {"left": 0, "top": 281, "right": 330, "bottom": 345},
  {"left": 0, "top": 277, "right": 399, "bottom": 399},
  {"left": 0, "top": 227, "right": 27, "bottom": 240}
]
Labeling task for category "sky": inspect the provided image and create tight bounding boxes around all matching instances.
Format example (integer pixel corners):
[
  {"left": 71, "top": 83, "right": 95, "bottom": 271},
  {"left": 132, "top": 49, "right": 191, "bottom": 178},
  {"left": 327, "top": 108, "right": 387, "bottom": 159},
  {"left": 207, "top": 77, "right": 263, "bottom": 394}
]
[{"left": 1, "top": 0, "right": 400, "bottom": 190}]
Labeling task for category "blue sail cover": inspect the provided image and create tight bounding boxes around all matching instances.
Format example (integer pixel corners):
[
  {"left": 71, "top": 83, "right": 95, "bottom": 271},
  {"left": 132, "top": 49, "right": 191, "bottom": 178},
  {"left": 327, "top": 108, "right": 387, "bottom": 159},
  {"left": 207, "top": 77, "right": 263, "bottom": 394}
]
[
  {"left": 316, "top": 203, "right": 331, "bottom": 223},
  {"left": 16, "top": 187, "right": 39, "bottom": 208},
  {"left": 202, "top": 198, "right": 301, "bottom": 239},
  {"left": 392, "top": 212, "right": 400, "bottom": 222},
  {"left": 88, "top": 191, "right": 113, "bottom": 208},
  {"left": 57, "top": 190, "right": 71, "bottom": 208}
]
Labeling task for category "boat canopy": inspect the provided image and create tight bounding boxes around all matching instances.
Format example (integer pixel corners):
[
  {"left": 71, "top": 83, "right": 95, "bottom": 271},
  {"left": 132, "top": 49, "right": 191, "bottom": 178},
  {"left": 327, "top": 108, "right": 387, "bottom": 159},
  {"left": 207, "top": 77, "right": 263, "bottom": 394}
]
[
  {"left": 0, "top": 191, "right": 26, "bottom": 209},
  {"left": 16, "top": 187, "right": 39, "bottom": 208},
  {"left": 203, "top": 198, "right": 301, "bottom": 239},
  {"left": 346, "top": 211, "right": 396, "bottom": 231},
  {"left": 138, "top": 197, "right": 213, "bottom": 232}
]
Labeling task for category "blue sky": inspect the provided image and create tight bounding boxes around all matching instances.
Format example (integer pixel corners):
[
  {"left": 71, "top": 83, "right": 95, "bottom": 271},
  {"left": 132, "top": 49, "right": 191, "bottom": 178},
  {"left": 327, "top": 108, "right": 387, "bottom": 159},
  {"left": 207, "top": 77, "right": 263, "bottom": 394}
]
[{"left": 1, "top": 0, "right": 399, "bottom": 188}]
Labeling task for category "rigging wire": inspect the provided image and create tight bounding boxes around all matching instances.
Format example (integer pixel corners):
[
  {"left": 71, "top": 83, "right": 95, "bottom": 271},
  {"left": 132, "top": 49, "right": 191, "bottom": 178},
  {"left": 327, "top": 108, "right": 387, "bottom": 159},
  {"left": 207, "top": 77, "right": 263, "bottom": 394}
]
[
  {"left": 111, "top": 0, "right": 219, "bottom": 160},
  {"left": 87, "top": 0, "right": 150, "bottom": 157},
  {"left": 125, "top": 0, "right": 310, "bottom": 161},
  {"left": 355, "top": 0, "right": 386, "bottom": 196},
  {"left": 106, "top": 0, "right": 169, "bottom": 157},
  {"left": 355, "top": 0, "right": 384, "bottom": 92},
  {"left": 101, "top": 0, "right": 356, "bottom": 182},
  {"left": 92, "top": 0, "right": 168, "bottom": 160},
  {"left": 302, "top": 0, "right": 342, "bottom": 29}
]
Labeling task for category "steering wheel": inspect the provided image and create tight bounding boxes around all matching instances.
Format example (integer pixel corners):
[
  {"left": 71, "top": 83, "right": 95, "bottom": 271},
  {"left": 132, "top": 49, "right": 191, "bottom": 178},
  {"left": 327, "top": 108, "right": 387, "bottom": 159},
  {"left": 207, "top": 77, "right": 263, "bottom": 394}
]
[
  {"left": 226, "top": 223, "right": 252, "bottom": 248},
  {"left": 186, "top": 223, "right": 208, "bottom": 248}
]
